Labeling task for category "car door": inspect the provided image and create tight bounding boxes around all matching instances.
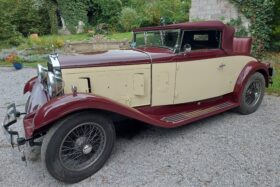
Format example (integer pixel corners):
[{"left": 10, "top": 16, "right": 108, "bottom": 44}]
[
  {"left": 173, "top": 30, "right": 228, "bottom": 104},
  {"left": 173, "top": 30, "right": 255, "bottom": 105}
]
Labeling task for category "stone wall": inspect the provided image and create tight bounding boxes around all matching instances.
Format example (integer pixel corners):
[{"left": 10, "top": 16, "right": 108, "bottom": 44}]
[
  {"left": 189, "top": 0, "right": 250, "bottom": 29},
  {"left": 64, "top": 40, "right": 129, "bottom": 54}
]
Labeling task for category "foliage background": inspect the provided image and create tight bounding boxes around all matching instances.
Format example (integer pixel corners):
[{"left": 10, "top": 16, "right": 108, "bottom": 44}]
[
  {"left": 230, "top": 0, "right": 275, "bottom": 57},
  {"left": 0, "top": 0, "right": 279, "bottom": 55}
]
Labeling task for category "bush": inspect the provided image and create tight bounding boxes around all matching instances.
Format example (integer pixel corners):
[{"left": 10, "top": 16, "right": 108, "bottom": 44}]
[
  {"left": 119, "top": 7, "right": 141, "bottom": 31},
  {"left": 13, "top": 0, "right": 51, "bottom": 36},
  {"left": 271, "top": 0, "right": 280, "bottom": 51},
  {"left": 94, "top": 23, "right": 111, "bottom": 35},
  {"left": 0, "top": 0, "right": 51, "bottom": 47},
  {"left": 125, "top": 0, "right": 190, "bottom": 27},
  {"left": 27, "top": 36, "right": 65, "bottom": 50},
  {"left": 0, "top": 0, "right": 20, "bottom": 44}
]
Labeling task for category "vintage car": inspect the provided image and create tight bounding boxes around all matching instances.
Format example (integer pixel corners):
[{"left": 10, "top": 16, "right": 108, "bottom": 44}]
[{"left": 2, "top": 21, "right": 274, "bottom": 183}]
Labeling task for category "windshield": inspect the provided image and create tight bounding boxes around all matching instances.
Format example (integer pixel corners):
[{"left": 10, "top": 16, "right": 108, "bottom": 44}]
[{"left": 133, "top": 30, "right": 180, "bottom": 51}]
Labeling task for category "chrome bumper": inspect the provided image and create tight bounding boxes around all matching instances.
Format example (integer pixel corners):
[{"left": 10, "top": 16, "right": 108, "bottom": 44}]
[{"left": 1, "top": 103, "right": 26, "bottom": 147}]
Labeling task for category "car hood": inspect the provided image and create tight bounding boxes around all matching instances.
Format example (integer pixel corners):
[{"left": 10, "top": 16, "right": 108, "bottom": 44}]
[{"left": 58, "top": 49, "right": 176, "bottom": 69}]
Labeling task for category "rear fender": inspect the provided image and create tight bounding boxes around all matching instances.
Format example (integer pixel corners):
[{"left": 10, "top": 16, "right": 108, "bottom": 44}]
[
  {"left": 233, "top": 61, "right": 269, "bottom": 103},
  {"left": 32, "top": 93, "right": 161, "bottom": 132}
]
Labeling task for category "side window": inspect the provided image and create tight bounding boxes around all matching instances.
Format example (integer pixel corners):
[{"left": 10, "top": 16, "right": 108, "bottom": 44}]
[
  {"left": 135, "top": 33, "right": 145, "bottom": 46},
  {"left": 181, "top": 30, "right": 222, "bottom": 51}
]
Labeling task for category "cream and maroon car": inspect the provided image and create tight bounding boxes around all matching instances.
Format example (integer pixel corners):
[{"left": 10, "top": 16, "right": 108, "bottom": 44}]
[{"left": 2, "top": 21, "right": 273, "bottom": 183}]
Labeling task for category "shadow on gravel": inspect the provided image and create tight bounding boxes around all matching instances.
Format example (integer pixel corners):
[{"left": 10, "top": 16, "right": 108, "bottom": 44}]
[
  {"left": 115, "top": 120, "right": 151, "bottom": 140},
  {"left": 114, "top": 111, "right": 233, "bottom": 140}
]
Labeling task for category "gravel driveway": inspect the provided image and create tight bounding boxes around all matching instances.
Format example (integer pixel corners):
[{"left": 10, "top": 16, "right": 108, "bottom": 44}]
[{"left": 0, "top": 67, "right": 280, "bottom": 187}]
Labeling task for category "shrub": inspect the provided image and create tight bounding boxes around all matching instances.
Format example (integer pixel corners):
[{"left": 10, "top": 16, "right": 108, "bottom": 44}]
[
  {"left": 94, "top": 23, "right": 111, "bottom": 35},
  {"left": 0, "top": 0, "right": 20, "bottom": 44},
  {"left": 271, "top": 0, "right": 280, "bottom": 51},
  {"left": 0, "top": 0, "right": 51, "bottom": 46},
  {"left": 13, "top": 0, "right": 51, "bottom": 36},
  {"left": 119, "top": 7, "right": 141, "bottom": 31}
]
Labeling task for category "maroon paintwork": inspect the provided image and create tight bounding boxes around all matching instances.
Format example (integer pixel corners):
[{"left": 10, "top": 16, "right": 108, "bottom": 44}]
[
  {"left": 23, "top": 76, "right": 37, "bottom": 94},
  {"left": 233, "top": 37, "right": 252, "bottom": 55},
  {"left": 59, "top": 50, "right": 150, "bottom": 69},
  {"left": 21, "top": 21, "right": 272, "bottom": 139},
  {"left": 233, "top": 61, "right": 270, "bottom": 103}
]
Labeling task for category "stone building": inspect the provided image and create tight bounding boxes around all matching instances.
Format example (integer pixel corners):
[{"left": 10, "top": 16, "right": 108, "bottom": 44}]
[{"left": 189, "top": 0, "right": 250, "bottom": 29}]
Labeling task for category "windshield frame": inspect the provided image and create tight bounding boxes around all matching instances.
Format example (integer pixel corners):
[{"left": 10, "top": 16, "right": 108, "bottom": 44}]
[{"left": 133, "top": 29, "right": 181, "bottom": 53}]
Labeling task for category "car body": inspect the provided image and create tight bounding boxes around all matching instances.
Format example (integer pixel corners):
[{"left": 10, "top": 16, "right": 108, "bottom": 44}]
[{"left": 2, "top": 21, "right": 274, "bottom": 183}]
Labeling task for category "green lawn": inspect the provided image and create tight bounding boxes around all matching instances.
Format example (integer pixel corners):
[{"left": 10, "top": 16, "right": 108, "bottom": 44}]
[
  {"left": 264, "top": 52, "right": 280, "bottom": 96},
  {"left": 267, "top": 66, "right": 280, "bottom": 96},
  {"left": 106, "top": 32, "right": 132, "bottom": 41},
  {"left": 0, "top": 61, "right": 47, "bottom": 68},
  {"left": 27, "top": 32, "right": 132, "bottom": 43},
  {"left": 1, "top": 32, "right": 132, "bottom": 50}
]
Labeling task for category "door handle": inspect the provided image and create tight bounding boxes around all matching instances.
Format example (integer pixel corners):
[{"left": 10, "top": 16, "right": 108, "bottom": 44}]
[{"left": 219, "top": 63, "right": 226, "bottom": 68}]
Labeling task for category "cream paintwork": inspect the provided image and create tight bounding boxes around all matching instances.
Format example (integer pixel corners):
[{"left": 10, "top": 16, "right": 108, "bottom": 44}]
[
  {"left": 152, "top": 63, "right": 176, "bottom": 106},
  {"left": 173, "top": 56, "right": 256, "bottom": 104},
  {"left": 61, "top": 55, "right": 256, "bottom": 107},
  {"left": 62, "top": 64, "right": 151, "bottom": 107}
]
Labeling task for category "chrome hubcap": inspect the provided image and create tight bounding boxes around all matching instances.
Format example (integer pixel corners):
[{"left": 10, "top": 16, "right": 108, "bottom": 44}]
[{"left": 83, "top": 144, "right": 93, "bottom": 155}]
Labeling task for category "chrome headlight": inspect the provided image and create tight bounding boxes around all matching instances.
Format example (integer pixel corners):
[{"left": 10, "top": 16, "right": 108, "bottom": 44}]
[
  {"left": 47, "top": 72, "right": 64, "bottom": 98},
  {"left": 37, "top": 64, "right": 48, "bottom": 83}
]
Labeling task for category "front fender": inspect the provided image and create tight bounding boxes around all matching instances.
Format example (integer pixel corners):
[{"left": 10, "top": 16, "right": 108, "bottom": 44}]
[
  {"left": 32, "top": 93, "right": 162, "bottom": 132},
  {"left": 233, "top": 61, "right": 269, "bottom": 103},
  {"left": 23, "top": 76, "right": 37, "bottom": 94}
]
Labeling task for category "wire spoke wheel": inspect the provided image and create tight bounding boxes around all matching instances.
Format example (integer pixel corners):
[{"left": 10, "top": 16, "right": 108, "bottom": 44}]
[
  {"left": 237, "top": 72, "right": 265, "bottom": 115},
  {"left": 59, "top": 122, "right": 106, "bottom": 171},
  {"left": 245, "top": 80, "right": 262, "bottom": 106}
]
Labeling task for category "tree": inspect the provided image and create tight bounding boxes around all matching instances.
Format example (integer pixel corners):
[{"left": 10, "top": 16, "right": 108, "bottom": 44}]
[
  {"left": 271, "top": 0, "right": 280, "bottom": 51},
  {"left": 119, "top": 7, "right": 141, "bottom": 31}
]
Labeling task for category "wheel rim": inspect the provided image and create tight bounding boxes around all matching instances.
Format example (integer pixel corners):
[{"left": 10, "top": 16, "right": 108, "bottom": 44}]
[
  {"left": 245, "top": 79, "right": 262, "bottom": 106},
  {"left": 59, "top": 122, "right": 106, "bottom": 171}
]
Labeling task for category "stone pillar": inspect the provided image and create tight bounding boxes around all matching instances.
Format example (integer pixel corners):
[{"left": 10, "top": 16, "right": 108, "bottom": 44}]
[{"left": 189, "top": 0, "right": 250, "bottom": 29}]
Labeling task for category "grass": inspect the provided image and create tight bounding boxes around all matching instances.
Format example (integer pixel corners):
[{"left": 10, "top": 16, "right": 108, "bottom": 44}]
[
  {"left": 264, "top": 52, "right": 280, "bottom": 96},
  {"left": 266, "top": 65, "right": 280, "bottom": 96},
  {"left": 106, "top": 32, "right": 132, "bottom": 41},
  {"left": 1, "top": 32, "right": 132, "bottom": 51},
  {"left": 0, "top": 60, "right": 47, "bottom": 68}
]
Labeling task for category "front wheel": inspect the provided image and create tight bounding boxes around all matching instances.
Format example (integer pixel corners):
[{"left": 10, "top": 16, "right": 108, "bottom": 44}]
[
  {"left": 41, "top": 112, "right": 115, "bottom": 183},
  {"left": 237, "top": 72, "right": 265, "bottom": 115}
]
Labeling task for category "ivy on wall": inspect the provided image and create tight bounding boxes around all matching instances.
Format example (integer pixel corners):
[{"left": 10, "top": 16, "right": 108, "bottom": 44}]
[
  {"left": 230, "top": 0, "right": 274, "bottom": 57},
  {"left": 44, "top": 0, "right": 122, "bottom": 34},
  {"left": 56, "top": 0, "right": 89, "bottom": 33}
]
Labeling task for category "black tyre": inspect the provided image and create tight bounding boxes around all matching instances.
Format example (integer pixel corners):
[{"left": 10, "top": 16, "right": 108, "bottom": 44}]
[
  {"left": 41, "top": 111, "right": 115, "bottom": 183},
  {"left": 237, "top": 72, "right": 265, "bottom": 115}
]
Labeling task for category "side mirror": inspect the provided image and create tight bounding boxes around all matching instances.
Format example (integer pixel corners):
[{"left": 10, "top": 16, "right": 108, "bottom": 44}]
[{"left": 183, "top": 44, "right": 191, "bottom": 55}]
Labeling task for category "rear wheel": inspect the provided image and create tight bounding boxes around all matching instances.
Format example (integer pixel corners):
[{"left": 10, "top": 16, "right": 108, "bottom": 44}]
[
  {"left": 237, "top": 72, "right": 265, "bottom": 115},
  {"left": 41, "top": 112, "right": 115, "bottom": 183}
]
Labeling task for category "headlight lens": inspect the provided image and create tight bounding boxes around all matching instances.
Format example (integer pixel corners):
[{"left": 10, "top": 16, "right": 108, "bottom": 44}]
[
  {"left": 47, "top": 72, "right": 64, "bottom": 98},
  {"left": 37, "top": 64, "right": 48, "bottom": 83}
]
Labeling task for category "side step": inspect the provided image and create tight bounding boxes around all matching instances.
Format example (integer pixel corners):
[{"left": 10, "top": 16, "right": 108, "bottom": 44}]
[{"left": 161, "top": 102, "right": 235, "bottom": 124}]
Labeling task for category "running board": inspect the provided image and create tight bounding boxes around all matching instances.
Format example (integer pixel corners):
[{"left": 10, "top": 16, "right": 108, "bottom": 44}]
[{"left": 161, "top": 102, "right": 235, "bottom": 124}]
